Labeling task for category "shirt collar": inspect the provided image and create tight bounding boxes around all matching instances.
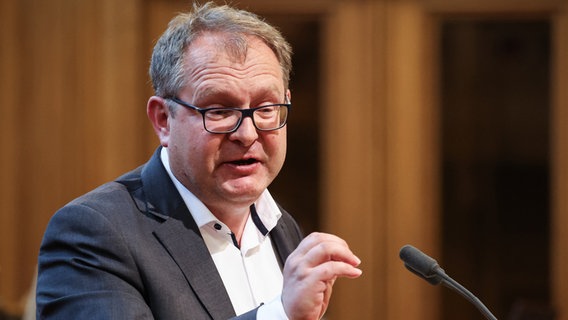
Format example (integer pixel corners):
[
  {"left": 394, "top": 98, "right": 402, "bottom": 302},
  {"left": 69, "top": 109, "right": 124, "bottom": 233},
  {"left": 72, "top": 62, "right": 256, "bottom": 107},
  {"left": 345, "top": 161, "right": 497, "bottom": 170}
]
[{"left": 159, "top": 147, "right": 281, "bottom": 235}]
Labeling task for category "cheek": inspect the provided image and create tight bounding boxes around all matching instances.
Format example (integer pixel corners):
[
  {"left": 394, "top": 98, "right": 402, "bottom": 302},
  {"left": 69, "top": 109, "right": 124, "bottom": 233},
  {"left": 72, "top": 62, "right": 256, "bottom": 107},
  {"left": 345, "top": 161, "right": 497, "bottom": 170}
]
[
  {"left": 169, "top": 121, "right": 205, "bottom": 163},
  {"left": 187, "top": 134, "right": 222, "bottom": 169},
  {"left": 267, "top": 131, "right": 287, "bottom": 167}
]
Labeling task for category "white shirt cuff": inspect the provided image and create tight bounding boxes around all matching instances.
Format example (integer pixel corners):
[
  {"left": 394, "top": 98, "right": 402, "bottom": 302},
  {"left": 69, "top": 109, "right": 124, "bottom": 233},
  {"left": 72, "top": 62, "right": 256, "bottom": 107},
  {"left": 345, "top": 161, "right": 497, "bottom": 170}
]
[{"left": 256, "top": 295, "right": 288, "bottom": 320}]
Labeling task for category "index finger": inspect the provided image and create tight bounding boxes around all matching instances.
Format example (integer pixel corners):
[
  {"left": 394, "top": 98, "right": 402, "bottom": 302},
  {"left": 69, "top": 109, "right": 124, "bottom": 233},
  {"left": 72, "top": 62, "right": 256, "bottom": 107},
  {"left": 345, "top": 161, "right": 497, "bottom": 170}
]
[{"left": 290, "top": 232, "right": 361, "bottom": 267}]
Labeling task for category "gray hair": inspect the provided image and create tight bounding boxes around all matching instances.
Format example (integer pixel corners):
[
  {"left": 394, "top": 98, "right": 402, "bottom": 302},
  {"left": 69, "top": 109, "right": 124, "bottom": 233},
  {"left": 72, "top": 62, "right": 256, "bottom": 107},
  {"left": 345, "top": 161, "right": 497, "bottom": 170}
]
[{"left": 149, "top": 2, "right": 293, "bottom": 98}]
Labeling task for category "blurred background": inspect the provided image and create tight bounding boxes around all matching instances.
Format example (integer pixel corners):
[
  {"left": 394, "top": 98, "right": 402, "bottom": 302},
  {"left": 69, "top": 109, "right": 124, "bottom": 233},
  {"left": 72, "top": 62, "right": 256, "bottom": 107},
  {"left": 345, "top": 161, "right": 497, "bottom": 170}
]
[{"left": 1, "top": 0, "right": 567, "bottom": 319}]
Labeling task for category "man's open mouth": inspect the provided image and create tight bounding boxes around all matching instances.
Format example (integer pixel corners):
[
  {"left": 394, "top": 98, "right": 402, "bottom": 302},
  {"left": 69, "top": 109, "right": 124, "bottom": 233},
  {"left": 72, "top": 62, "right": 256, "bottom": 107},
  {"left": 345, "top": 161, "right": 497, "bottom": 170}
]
[{"left": 230, "top": 158, "right": 258, "bottom": 166}]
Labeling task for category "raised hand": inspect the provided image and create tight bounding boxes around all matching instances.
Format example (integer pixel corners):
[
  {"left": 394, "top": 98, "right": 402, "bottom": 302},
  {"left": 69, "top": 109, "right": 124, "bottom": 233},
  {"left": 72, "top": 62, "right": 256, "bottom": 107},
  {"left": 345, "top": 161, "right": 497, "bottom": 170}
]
[{"left": 281, "top": 232, "right": 362, "bottom": 320}]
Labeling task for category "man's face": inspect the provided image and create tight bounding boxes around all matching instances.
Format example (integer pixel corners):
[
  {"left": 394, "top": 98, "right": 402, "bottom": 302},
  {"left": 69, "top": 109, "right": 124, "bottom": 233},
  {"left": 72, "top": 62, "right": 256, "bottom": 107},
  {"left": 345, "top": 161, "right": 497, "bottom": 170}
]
[{"left": 165, "top": 34, "right": 288, "bottom": 213}]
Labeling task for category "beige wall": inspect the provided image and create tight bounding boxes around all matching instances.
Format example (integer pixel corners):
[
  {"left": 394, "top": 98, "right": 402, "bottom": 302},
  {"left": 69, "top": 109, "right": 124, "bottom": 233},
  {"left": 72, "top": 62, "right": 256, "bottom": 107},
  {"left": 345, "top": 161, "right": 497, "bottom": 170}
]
[{"left": 1, "top": 0, "right": 567, "bottom": 319}]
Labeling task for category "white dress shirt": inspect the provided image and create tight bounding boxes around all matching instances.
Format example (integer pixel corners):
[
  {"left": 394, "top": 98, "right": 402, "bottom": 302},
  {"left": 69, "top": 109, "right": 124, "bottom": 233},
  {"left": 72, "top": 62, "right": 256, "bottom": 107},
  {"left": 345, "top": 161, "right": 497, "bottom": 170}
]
[{"left": 160, "top": 148, "right": 288, "bottom": 319}]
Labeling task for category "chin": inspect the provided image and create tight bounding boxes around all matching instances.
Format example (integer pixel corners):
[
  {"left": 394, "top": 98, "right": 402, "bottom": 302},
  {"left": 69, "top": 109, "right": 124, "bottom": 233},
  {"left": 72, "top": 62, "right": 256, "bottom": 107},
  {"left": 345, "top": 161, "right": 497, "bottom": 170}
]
[{"left": 222, "top": 181, "right": 265, "bottom": 201}]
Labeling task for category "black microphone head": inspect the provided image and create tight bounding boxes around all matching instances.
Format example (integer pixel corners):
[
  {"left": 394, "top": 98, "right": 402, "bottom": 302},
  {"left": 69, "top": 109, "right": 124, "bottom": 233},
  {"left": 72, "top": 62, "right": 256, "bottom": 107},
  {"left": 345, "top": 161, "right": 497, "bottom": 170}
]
[
  {"left": 399, "top": 246, "right": 499, "bottom": 320},
  {"left": 399, "top": 245, "right": 444, "bottom": 285}
]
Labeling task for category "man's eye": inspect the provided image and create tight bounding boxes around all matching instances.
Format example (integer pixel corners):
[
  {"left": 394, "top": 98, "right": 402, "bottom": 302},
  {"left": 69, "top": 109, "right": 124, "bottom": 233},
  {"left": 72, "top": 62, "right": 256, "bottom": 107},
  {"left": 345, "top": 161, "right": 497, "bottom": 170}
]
[
  {"left": 206, "top": 109, "right": 236, "bottom": 119},
  {"left": 257, "top": 106, "right": 277, "bottom": 114}
]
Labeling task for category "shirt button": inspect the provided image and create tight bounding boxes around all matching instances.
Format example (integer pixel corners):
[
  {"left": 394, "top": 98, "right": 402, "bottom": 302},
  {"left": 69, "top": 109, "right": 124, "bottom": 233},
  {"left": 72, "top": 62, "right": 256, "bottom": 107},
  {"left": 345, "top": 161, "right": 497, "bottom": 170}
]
[{"left": 214, "top": 223, "right": 222, "bottom": 230}]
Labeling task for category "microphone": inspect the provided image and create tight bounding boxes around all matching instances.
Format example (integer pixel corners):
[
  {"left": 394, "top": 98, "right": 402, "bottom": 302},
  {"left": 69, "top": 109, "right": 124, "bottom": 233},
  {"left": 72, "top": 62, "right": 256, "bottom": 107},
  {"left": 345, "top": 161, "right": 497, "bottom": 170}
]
[{"left": 399, "top": 245, "right": 498, "bottom": 320}]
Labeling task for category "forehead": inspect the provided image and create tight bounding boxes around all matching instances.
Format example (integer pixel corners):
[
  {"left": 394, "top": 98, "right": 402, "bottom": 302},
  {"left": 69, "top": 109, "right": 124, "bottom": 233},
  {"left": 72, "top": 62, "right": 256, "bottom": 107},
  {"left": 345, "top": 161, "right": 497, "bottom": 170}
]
[
  {"left": 183, "top": 33, "right": 282, "bottom": 73},
  {"left": 182, "top": 33, "right": 285, "bottom": 99}
]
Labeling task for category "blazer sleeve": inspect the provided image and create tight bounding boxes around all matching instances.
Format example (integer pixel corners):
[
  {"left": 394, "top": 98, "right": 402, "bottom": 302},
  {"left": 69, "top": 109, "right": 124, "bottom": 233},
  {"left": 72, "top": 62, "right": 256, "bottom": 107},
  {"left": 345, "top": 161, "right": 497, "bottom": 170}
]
[{"left": 36, "top": 203, "right": 154, "bottom": 319}]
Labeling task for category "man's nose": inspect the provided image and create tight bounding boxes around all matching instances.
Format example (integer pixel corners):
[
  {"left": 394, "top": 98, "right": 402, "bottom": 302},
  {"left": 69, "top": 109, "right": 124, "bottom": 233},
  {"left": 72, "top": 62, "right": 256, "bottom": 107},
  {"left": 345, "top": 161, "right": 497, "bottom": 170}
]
[{"left": 229, "top": 116, "right": 258, "bottom": 145}]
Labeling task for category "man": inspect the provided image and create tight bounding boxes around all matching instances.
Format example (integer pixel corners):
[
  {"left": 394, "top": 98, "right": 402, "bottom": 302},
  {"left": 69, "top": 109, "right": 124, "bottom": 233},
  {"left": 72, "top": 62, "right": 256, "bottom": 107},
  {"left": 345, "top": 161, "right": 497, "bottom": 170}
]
[{"left": 36, "top": 3, "right": 362, "bottom": 319}]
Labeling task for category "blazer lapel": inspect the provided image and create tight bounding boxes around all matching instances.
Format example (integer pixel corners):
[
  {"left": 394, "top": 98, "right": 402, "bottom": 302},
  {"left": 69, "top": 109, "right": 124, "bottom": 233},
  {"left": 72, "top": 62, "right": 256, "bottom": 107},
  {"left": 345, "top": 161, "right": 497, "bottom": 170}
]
[
  {"left": 139, "top": 148, "right": 236, "bottom": 319},
  {"left": 153, "top": 214, "right": 236, "bottom": 319}
]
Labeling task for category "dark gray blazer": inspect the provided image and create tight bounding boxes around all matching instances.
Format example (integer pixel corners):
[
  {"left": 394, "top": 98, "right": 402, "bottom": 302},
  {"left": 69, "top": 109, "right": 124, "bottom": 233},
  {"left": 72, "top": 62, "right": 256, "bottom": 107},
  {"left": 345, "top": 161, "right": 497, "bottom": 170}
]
[{"left": 36, "top": 147, "right": 303, "bottom": 319}]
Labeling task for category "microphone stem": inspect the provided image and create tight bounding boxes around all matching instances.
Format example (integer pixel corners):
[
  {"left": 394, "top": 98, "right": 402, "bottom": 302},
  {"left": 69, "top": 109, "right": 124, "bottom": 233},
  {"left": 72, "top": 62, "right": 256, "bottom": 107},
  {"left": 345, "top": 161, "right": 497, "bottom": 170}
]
[{"left": 437, "top": 270, "right": 498, "bottom": 320}]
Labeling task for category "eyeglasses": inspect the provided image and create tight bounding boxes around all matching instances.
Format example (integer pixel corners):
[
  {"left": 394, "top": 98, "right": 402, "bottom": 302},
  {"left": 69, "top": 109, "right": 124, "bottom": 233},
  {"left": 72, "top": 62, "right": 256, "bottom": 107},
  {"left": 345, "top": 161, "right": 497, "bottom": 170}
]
[{"left": 168, "top": 97, "right": 291, "bottom": 134}]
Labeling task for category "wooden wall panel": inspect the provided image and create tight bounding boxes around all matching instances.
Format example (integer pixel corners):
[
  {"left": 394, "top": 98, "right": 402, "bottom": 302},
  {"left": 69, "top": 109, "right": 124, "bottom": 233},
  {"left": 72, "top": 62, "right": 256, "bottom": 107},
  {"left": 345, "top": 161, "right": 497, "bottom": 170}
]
[
  {"left": 383, "top": 2, "right": 441, "bottom": 320},
  {"left": 321, "top": 2, "right": 387, "bottom": 319},
  {"left": 0, "top": 0, "right": 150, "bottom": 314},
  {"left": 322, "top": 1, "right": 440, "bottom": 319},
  {"left": 552, "top": 5, "right": 568, "bottom": 320},
  {"left": 0, "top": 0, "right": 20, "bottom": 315}
]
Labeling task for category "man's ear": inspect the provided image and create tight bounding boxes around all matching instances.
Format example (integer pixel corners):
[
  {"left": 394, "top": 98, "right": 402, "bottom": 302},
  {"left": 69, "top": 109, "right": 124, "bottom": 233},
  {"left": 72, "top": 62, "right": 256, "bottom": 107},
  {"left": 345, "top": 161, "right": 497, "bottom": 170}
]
[
  {"left": 147, "top": 96, "right": 171, "bottom": 147},
  {"left": 286, "top": 89, "right": 291, "bottom": 103}
]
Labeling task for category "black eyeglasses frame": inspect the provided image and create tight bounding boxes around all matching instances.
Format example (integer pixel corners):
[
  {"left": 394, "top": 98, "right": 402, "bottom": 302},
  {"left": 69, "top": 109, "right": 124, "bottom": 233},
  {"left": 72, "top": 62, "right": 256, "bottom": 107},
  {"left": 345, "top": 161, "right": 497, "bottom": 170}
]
[{"left": 167, "top": 97, "right": 291, "bottom": 134}]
